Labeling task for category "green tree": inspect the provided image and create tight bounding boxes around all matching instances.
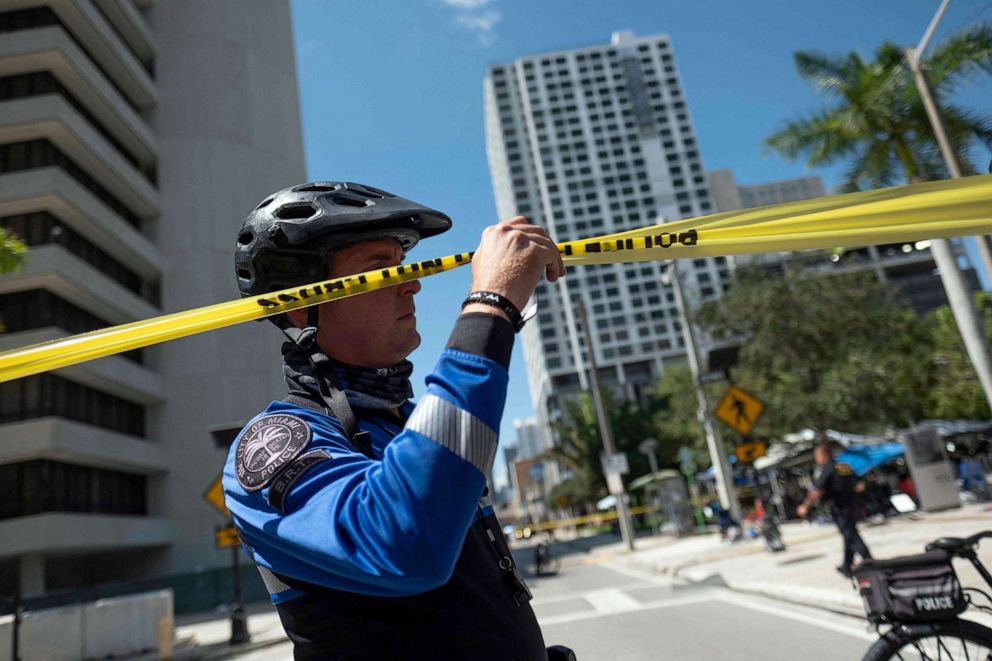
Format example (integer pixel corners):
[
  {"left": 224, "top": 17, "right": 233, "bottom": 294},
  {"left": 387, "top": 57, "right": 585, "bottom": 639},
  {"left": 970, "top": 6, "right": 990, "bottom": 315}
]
[
  {"left": 652, "top": 365, "right": 722, "bottom": 464},
  {"left": 926, "top": 292, "right": 992, "bottom": 419},
  {"left": 0, "top": 228, "right": 26, "bottom": 333},
  {"left": 0, "top": 227, "right": 25, "bottom": 275},
  {"left": 765, "top": 25, "right": 992, "bottom": 189},
  {"left": 698, "top": 264, "right": 932, "bottom": 436},
  {"left": 546, "top": 389, "right": 670, "bottom": 508}
]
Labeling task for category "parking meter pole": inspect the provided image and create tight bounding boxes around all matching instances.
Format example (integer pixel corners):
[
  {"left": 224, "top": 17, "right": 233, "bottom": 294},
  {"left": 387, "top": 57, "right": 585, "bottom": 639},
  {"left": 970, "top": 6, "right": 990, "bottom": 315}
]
[
  {"left": 229, "top": 545, "right": 250, "bottom": 646},
  {"left": 667, "top": 261, "right": 742, "bottom": 523},
  {"left": 576, "top": 299, "right": 636, "bottom": 552}
]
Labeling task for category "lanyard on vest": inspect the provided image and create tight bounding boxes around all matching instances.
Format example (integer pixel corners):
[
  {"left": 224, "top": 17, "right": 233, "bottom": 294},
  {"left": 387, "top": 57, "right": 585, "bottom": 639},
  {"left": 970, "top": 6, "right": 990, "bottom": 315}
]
[{"left": 477, "top": 491, "right": 533, "bottom": 606}]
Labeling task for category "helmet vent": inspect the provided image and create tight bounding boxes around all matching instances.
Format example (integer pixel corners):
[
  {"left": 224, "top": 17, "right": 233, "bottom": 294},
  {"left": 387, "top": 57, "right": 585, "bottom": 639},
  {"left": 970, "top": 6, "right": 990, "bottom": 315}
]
[
  {"left": 237, "top": 230, "right": 254, "bottom": 245},
  {"left": 274, "top": 203, "right": 318, "bottom": 220},
  {"left": 255, "top": 196, "right": 275, "bottom": 210},
  {"left": 295, "top": 183, "right": 336, "bottom": 192},
  {"left": 328, "top": 191, "right": 373, "bottom": 208}
]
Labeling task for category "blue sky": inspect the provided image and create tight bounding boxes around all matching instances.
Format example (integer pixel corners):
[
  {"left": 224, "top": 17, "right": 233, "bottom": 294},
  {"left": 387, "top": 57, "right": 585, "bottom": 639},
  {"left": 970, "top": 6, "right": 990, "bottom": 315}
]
[{"left": 289, "top": 0, "right": 992, "bottom": 469}]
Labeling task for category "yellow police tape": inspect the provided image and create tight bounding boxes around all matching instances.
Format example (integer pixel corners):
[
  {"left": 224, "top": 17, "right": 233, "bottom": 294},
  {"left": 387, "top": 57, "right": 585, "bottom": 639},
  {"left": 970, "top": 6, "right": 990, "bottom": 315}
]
[
  {"left": 524, "top": 504, "right": 660, "bottom": 533},
  {"left": 1, "top": 175, "right": 990, "bottom": 383}
]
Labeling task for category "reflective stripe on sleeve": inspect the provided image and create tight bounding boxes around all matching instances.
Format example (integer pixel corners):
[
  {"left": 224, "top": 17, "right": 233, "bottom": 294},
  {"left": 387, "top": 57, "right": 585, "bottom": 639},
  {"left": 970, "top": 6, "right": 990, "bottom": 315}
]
[
  {"left": 405, "top": 394, "right": 497, "bottom": 474},
  {"left": 257, "top": 566, "right": 292, "bottom": 595}
]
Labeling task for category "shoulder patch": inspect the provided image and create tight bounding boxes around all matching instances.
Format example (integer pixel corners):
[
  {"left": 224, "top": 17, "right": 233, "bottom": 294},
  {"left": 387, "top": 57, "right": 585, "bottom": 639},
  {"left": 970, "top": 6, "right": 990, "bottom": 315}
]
[
  {"left": 236, "top": 414, "right": 312, "bottom": 491},
  {"left": 267, "top": 449, "right": 332, "bottom": 513}
]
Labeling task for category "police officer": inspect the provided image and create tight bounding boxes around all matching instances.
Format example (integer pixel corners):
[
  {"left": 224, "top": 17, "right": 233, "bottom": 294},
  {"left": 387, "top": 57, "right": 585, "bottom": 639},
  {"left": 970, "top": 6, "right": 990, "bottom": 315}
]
[
  {"left": 797, "top": 442, "right": 873, "bottom": 576},
  {"left": 223, "top": 182, "right": 568, "bottom": 659}
]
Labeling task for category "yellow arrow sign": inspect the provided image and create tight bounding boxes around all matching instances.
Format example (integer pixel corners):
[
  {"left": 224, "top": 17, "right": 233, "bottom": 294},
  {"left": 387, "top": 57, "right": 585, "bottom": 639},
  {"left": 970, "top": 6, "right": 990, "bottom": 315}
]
[
  {"left": 203, "top": 474, "right": 230, "bottom": 517},
  {"left": 735, "top": 440, "right": 768, "bottom": 463},
  {"left": 215, "top": 525, "right": 240, "bottom": 549}
]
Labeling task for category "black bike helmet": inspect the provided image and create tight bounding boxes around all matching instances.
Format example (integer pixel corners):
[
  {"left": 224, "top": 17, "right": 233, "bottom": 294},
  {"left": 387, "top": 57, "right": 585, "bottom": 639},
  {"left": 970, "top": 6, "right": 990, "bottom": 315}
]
[{"left": 235, "top": 181, "right": 452, "bottom": 297}]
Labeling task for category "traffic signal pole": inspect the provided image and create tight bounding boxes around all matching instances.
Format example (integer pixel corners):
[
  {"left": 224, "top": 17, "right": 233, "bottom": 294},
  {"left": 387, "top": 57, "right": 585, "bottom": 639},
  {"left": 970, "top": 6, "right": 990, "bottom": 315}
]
[
  {"left": 666, "top": 261, "right": 742, "bottom": 523},
  {"left": 905, "top": 0, "right": 992, "bottom": 414}
]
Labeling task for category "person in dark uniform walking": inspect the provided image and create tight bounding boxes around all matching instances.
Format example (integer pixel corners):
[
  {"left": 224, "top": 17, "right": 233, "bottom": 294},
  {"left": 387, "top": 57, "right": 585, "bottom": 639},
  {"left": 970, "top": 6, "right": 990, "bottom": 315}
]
[
  {"left": 797, "top": 442, "right": 872, "bottom": 576},
  {"left": 223, "top": 182, "right": 573, "bottom": 659}
]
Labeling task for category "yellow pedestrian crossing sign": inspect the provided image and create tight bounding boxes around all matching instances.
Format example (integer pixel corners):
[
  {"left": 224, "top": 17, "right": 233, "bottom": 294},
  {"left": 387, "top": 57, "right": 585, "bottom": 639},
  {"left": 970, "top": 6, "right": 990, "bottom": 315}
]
[
  {"left": 203, "top": 474, "right": 230, "bottom": 517},
  {"left": 715, "top": 386, "right": 764, "bottom": 435}
]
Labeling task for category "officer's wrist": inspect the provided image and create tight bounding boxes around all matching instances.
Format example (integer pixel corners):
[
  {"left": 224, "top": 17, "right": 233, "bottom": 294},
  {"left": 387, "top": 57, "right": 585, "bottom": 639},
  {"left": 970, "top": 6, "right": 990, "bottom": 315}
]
[
  {"left": 447, "top": 312, "right": 515, "bottom": 368},
  {"left": 461, "top": 302, "right": 512, "bottom": 325}
]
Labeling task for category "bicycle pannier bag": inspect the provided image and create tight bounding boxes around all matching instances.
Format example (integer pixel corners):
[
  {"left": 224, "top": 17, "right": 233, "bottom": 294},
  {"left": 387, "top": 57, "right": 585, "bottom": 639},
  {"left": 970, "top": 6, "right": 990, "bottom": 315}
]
[{"left": 853, "top": 551, "right": 967, "bottom": 623}]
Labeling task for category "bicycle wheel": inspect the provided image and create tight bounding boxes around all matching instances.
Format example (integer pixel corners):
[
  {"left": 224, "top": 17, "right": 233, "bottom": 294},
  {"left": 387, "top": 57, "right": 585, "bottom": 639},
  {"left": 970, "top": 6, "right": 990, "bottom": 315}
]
[{"left": 863, "top": 619, "right": 992, "bottom": 661}]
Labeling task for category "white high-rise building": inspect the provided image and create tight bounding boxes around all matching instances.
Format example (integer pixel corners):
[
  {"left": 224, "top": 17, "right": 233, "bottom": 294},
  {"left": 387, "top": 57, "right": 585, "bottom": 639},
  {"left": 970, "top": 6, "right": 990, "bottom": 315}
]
[
  {"left": 0, "top": 1, "right": 304, "bottom": 603},
  {"left": 484, "top": 30, "right": 731, "bottom": 436}
]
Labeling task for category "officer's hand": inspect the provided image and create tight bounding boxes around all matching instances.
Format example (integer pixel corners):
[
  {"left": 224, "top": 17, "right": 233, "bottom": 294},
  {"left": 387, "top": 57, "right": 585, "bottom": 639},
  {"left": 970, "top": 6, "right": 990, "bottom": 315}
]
[
  {"left": 796, "top": 504, "right": 808, "bottom": 518},
  {"left": 467, "top": 216, "right": 565, "bottom": 312}
]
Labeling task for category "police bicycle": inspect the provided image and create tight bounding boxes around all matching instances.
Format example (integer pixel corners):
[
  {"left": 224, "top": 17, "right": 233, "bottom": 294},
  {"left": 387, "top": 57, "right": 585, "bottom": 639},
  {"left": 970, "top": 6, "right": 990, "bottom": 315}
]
[{"left": 853, "top": 530, "right": 992, "bottom": 660}]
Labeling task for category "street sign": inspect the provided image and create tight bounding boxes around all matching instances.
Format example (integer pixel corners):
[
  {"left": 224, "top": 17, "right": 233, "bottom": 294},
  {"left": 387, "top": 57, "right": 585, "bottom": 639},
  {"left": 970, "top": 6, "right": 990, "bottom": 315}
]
[
  {"left": 600, "top": 452, "right": 630, "bottom": 475},
  {"left": 698, "top": 370, "right": 727, "bottom": 385},
  {"left": 715, "top": 385, "right": 764, "bottom": 435},
  {"left": 203, "top": 474, "right": 230, "bottom": 517},
  {"left": 215, "top": 526, "right": 240, "bottom": 549},
  {"left": 605, "top": 471, "right": 625, "bottom": 496},
  {"left": 735, "top": 440, "right": 768, "bottom": 463}
]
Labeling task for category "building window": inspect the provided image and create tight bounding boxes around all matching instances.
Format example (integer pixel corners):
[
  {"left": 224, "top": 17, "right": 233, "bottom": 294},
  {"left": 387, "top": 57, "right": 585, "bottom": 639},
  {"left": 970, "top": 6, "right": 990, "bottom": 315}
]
[
  {"left": 0, "top": 289, "right": 143, "bottom": 363},
  {"left": 0, "top": 374, "right": 145, "bottom": 436},
  {"left": 0, "top": 213, "right": 157, "bottom": 303},
  {"left": 0, "top": 460, "right": 147, "bottom": 521},
  {"left": 0, "top": 8, "right": 148, "bottom": 110},
  {"left": 0, "top": 140, "right": 143, "bottom": 229},
  {"left": 0, "top": 73, "right": 155, "bottom": 182}
]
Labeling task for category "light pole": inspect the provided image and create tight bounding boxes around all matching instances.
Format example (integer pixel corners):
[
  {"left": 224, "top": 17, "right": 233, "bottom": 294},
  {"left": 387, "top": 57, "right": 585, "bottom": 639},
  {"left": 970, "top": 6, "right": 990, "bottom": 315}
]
[
  {"left": 664, "top": 260, "right": 742, "bottom": 523},
  {"left": 638, "top": 438, "right": 661, "bottom": 474},
  {"left": 575, "top": 298, "right": 637, "bottom": 551},
  {"left": 639, "top": 438, "right": 662, "bottom": 534},
  {"left": 904, "top": 0, "right": 992, "bottom": 413}
]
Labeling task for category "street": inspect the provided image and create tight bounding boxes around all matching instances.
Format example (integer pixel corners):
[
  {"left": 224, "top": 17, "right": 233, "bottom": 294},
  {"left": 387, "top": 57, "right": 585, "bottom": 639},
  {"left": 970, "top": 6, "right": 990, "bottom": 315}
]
[{"left": 222, "top": 541, "right": 875, "bottom": 660}]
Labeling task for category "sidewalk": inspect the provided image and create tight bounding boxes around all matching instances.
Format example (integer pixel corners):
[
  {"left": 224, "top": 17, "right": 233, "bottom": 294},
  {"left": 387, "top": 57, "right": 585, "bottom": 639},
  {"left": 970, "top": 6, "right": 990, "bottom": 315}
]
[
  {"left": 603, "top": 502, "right": 992, "bottom": 623},
  {"left": 167, "top": 602, "right": 287, "bottom": 660}
]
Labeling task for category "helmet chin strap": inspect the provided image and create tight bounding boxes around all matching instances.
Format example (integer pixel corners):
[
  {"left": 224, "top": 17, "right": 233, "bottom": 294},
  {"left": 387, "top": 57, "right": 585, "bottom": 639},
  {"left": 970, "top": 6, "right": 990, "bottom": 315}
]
[{"left": 278, "top": 307, "right": 372, "bottom": 455}]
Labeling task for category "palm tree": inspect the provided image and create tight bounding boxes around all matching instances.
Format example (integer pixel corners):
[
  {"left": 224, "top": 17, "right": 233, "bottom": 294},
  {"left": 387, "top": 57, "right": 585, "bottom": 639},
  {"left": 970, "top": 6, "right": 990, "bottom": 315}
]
[
  {"left": 766, "top": 25, "right": 992, "bottom": 191},
  {"left": 545, "top": 394, "right": 608, "bottom": 508},
  {"left": 545, "top": 389, "right": 671, "bottom": 509}
]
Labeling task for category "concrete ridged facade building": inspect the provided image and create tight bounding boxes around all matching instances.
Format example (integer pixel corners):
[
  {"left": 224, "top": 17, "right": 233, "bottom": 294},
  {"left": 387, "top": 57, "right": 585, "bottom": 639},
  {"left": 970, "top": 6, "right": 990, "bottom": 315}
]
[
  {"left": 0, "top": 0, "right": 304, "bottom": 599},
  {"left": 485, "top": 30, "right": 731, "bottom": 443}
]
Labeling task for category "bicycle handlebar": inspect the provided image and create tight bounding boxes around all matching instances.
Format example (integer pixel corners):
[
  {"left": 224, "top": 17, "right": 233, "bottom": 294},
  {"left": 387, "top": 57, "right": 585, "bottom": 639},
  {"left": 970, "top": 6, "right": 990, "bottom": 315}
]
[
  {"left": 967, "top": 531, "right": 992, "bottom": 546},
  {"left": 925, "top": 530, "right": 992, "bottom": 554}
]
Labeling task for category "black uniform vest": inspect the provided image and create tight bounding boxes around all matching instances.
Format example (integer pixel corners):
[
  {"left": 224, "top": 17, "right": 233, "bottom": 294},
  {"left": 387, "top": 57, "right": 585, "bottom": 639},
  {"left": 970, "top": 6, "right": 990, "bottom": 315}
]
[{"left": 273, "top": 516, "right": 547, "bottom": 660}]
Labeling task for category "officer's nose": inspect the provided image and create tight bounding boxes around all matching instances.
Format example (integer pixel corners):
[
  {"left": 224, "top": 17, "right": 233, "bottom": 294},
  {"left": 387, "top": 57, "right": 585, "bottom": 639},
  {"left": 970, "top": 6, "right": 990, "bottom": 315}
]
[{"left": 398, "top": 279, "right": 421, "bottom": 296}]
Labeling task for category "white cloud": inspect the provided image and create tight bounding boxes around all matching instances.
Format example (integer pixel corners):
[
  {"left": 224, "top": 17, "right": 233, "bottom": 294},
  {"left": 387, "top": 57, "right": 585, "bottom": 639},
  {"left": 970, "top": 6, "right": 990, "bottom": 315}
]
[
  {"left": 439, "top": 0, "right": 490, "bottom": 9},
  {"left": 439, "top": 0, "right": 500, "bottom": 46},
  {"left": 455, "top": 10, "right": 501, "bottom": 33}
]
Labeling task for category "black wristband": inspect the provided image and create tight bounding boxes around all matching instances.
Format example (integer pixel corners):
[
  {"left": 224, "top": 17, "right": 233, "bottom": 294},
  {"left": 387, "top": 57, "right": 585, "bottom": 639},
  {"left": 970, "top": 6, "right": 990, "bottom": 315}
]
[{"left": 462, "top": 291, "right": 524, "bottom": 332}]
